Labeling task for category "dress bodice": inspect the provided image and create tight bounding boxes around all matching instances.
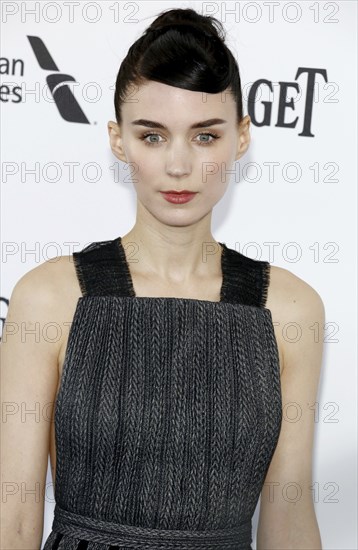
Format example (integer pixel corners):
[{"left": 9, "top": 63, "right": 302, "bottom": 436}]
[{"left": 43, "top": 236, "right": 282, "bottom": 550}]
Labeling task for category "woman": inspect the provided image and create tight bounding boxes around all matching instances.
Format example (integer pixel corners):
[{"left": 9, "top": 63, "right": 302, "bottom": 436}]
[{"left": 1, "top": 7, "right": 324, "bottom": 550}]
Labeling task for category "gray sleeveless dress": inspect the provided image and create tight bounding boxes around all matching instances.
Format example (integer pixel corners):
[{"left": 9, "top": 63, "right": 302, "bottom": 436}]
[{"left": 42, "top": 235, "right": 282, "bottom": 550}]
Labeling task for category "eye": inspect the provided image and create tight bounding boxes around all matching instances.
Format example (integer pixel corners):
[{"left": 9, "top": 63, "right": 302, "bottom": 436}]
[
  {"left": 139, "top": 132, "right": 220, "bottom": 146},
  {"left": 196, "top": 132, "right": 220, "bottom": 146},
  {"left": 140, "top": 132, "right": 163, "bottom": 146}
]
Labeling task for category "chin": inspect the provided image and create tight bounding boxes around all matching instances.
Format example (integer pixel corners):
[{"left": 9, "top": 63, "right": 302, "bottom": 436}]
[{"left": 154, "top": 209, "right": 212, "bottom": 228}]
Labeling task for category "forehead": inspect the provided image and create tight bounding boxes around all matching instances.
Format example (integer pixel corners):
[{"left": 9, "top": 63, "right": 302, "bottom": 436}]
[{"left": 122, "top": 80, "right": 236, "bottom": 127}]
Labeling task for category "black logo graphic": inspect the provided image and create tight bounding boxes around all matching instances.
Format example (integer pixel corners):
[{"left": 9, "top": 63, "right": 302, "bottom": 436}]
[
  {"left": 248, "top": 68, "right": 328, "bottom": 137},
  {"left": 27, "top": 35, "right": 90, "bottom": 124}
]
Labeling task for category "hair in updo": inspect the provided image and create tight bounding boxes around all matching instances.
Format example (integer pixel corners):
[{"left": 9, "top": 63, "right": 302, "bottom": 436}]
[{"left": 114, "top": 8, "right": 243, "bottom": 125}]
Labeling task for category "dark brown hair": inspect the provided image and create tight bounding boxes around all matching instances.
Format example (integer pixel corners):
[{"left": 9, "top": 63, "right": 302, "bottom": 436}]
[{"left": 114, "top": 8, "right": 243, "bottom": 125}]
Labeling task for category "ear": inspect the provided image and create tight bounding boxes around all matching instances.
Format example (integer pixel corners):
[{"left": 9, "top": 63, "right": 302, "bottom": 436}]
[
  {"left": 107, "top": 121, "right": 128, "bottom": 163},
  {"left": 235, "top": 115, "right": 251, "bottom": 160}
]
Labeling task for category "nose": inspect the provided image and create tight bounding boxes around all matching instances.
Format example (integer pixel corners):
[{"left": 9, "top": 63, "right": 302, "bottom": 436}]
[{"left": 165, "top": 144, "right": 191, "bottom": 178}]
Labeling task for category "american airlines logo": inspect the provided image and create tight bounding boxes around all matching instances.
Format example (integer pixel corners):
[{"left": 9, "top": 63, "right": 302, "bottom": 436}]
[{"left": 27, "top": 35, "right": 90, "bottom": 124}]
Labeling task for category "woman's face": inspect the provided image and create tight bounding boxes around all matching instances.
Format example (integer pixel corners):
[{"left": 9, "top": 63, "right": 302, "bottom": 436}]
[{"left": 108, "top": 80, "right": 250, "bottom": 226}]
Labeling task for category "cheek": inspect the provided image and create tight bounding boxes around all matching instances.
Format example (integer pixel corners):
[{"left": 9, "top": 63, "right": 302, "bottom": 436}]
[
  {"left": 202, "top": 150, "right": 234, "bottom": 190},
  {"left": 127, "top": 147, "right": 162, "bottom": 187}
]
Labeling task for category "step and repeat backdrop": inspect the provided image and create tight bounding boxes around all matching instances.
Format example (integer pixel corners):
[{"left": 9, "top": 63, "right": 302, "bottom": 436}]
[{"left": 1, "top": 1, "right": 357, "bottom": 548}]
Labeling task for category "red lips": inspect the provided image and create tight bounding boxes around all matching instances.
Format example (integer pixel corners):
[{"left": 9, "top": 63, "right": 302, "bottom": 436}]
[{"left": 160, "top": 191, "right": 197, "bottom": 204}]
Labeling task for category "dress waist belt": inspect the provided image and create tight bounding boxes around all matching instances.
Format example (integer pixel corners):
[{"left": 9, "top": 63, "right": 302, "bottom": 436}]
[{"left": 52, "top": 504, "right": 253, "bottom": 549}]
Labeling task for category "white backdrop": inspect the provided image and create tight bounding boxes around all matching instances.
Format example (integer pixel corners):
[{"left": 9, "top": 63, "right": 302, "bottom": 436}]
[{"left": 1, "top": 1, "right": 357, "bottom": 548}]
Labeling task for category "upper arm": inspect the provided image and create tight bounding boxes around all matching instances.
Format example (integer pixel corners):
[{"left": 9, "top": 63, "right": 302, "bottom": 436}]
[
  {"left": 258, "top": 267, "right": 325, "bottom": 548},
  {"left": 0, "top": 261, "right": 63, "bottom": 542}
]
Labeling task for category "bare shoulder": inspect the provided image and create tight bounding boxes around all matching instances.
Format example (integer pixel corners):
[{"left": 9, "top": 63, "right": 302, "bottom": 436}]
[
  {"left": 7, "top": 254, "right": 82, "bottom": 357},
  {"left": 12, "top": 254, "right": 82, "bottom": 310},
  {"left": 266, "top": 264, "right": 326, "bottom": 372},
  {"left": 266, "top": 264, "right": 325, "bottom": 319}
]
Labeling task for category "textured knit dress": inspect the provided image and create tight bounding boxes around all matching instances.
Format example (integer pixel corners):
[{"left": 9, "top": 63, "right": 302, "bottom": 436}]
[{"left": 42, "top": 235, "right": 282, "bottom": 550}]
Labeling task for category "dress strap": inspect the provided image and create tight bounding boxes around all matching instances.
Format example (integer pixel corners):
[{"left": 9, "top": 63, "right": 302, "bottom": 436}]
[
  {"left": 73, "top": 237, "right": 135, "bottom": 297},
  {"left": 219, "top": 242, "right": 271, "bottom": 308}
]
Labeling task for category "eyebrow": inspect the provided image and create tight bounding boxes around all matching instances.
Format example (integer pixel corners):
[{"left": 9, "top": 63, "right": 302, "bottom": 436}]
[{"left": 131, "top": 118, "right": 227, "bottom": 130}]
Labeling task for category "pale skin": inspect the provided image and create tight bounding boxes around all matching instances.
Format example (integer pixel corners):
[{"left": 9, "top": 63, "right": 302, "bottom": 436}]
[{"left": 0, "top": 80, "right": 324, "bottom": 549}]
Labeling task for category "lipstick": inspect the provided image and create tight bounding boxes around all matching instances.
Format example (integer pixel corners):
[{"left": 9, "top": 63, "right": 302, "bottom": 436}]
[{"left": 160, "top": 190, "right": 197, "bottom": 204}]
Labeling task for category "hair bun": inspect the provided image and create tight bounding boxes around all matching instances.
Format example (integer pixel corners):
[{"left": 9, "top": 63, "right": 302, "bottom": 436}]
[
  {"left": 146, "top": 9, "right": 222, "bottom": 42},
  {"left": 148, "top": 24, "right": 217, "bottom": 43}
]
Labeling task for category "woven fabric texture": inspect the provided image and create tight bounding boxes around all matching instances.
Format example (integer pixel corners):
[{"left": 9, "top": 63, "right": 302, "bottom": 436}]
[{"left": 42, "top": 236, "right": 282, "bottom": 550}]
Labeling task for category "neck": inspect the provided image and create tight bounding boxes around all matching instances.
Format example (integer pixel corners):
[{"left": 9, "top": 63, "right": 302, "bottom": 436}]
[{"left": 121, "top": 222, "right": 222, "bottom": 284}]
